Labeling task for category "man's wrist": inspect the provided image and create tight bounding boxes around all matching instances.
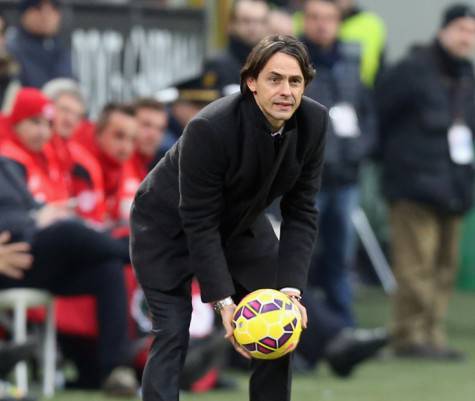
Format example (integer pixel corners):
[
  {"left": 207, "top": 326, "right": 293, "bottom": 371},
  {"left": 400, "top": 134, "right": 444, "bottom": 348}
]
[
  {"left": 213, "top": 296, "right": 234, "bottom": 313},
  {"left": 280, "top": 287, "right": 302, "bottom": 302},
  {"left": 280, "top": 287, "right": 301, "bottom": 295}
]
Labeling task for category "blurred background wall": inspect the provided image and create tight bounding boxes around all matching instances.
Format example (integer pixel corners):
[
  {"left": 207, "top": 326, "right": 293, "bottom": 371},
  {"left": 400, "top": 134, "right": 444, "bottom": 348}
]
[{"left": 359, "top": 0, "right": 475, "bottom": 62}]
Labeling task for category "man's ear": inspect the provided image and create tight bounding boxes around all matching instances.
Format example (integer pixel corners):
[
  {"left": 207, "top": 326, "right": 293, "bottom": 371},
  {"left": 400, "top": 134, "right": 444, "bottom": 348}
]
[{"left": 246, "top": 77, "right": 257, "bottom": 93}]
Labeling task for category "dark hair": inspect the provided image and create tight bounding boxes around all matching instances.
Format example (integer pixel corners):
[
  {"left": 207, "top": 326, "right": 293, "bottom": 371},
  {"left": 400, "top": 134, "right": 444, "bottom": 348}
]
[
  {"left": 240, "top": 35, "right": 316, "bottom": 97},
  {"left": 96, "top": 102, "right": 135, "bottom": 135},
  {"left": 441, "top": 3, "right": 475, "bottom": 28},
  {"left": 133, "top": 97, "right": 166, "bottom": 113}
]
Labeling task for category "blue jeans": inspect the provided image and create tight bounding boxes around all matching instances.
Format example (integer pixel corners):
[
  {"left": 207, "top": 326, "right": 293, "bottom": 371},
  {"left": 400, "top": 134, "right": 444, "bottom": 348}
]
[{"left": 311, "top": 185, "right": 359, "bottom": 327}]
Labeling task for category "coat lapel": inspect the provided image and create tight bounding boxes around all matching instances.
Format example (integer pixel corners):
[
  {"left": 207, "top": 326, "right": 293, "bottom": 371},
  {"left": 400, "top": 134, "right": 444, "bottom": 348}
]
[
  {"left": 242, "top": 95, "right": 298, "bottom": 186},
  {"left": 242, "top": 96, "right": 275, "bottom": 185}
]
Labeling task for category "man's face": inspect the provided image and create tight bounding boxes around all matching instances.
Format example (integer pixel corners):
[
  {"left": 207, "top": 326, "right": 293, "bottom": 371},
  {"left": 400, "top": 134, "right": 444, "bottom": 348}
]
[
  {"left": 21, "top": 0, "right": 61, "bottom": 37},
  {"left": 15, "top": 116, "right": 52, "bottom": 152},
  {"left": 439, "top": 17, "right": 475, "bottom": 59},
  {"left": 53, "top": 94, "right": 85, "bottom": 139},
  {"left": 135, "top": 107, "right": 168, "bottom": 158},
  {"left": 230, "top": 0, "right": 269, "bottom": 46},
  {"left": 304, "top": 0, "right": 341, "bottom": 48},
  {"left": 97, "top": 111, "right": 137, "bottom": 164},
  {"left": 246, "top": 52, "right": 305, "bottom": 130}
]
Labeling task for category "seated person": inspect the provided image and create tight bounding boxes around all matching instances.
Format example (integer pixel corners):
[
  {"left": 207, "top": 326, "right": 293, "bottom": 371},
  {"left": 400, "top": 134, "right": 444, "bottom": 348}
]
[
  {"left": 75, "top": 103, "right": 138, "bottom": 226},
  {"left": 43, "top": 78, "right": 106, "bottom": 224},
  {"left": 0, "top": 155, "right": 138, "bottom": 396},
  {"left": 130, "top": 97, "right": 168, "bottom": 177},
  {"left": 0, "top": 87, "right": 69, "bottom": 203}
]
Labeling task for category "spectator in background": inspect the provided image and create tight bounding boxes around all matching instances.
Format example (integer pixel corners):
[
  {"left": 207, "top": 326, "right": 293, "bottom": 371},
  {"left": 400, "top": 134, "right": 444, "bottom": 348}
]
[
  {"left": 0, "top": 13, "right": 20, "bottom": 111},
  {"left": 43, "top": 79, "right": 107, "bottom": 224},
  {"left": 301, "top": 0, "right": 377, "bottom": 327},
  {"left": 0, "top": 89, "right": 138, "bottom": 394},
  {"left": 335, "top": 0, "right": 386, "bottom": 87},
  {"left": 297, "top": 291, "right": 387, "bottom": 377},
  {"left": 0, "top": 87, "right": 69, "bottom": 203},
  {"left": 377, "top": 4, "right": 475, "bottom": 360},
  {"left": 131, "top": 98, "right": 168, "bottom": 177},
  {"left": 0, "top": 157, "right": 138, "bottom": 396},
  {"left": 7, "top": 0, "right": 73, "bottom": 88},
  {"left": 85, "top": 103, "right": 137, "bottom": 225},
  {"left": 165, "top": 78, "right": 220, "bottom": 142},
  {"left": 201, "top": 0, "right": 269, "bottom": 95},
  {"left": 268, "top": 8, "right": 295, "bottom": 36}
]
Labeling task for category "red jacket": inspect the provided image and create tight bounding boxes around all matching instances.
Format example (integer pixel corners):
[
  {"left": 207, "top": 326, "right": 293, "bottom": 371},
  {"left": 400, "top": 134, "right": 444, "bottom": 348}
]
[
  {"left": 0, "top": 114, "right": 9, "bottom": 147},
  {"left": 129, "top": 152, "right": 153, "bottom": 182},
  {"left": 50, "top": 134, "right": 106, "bottom": 224},
  {"left": 74, "top": 121, "right": 143, "bottom": 224},
  {"left": 0, "top": 134, "right": 69, "bottom": 203},
  {"left": 86, "top": 142, "right": 140, "bottom": 225}
]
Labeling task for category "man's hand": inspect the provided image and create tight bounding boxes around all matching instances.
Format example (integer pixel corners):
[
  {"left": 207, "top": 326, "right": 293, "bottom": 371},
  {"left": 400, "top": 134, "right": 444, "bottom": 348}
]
[
  {"left": 281, "top": 289, "right": 308, "bottom": 329},
  {"left": 219, "top": 303, "right": 252, "bottom": 360},
  {"left": 0, "top": 232, "right": 33, "bottom": 280},
  {"left": 34, "top": 202, "right": 74, "bottom": 229}
]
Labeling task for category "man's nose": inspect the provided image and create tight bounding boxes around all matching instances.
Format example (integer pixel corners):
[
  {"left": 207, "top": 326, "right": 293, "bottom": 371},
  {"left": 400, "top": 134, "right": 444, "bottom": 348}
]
[{"left": 280, "top": 80, "right": 291, "bottom": 96}]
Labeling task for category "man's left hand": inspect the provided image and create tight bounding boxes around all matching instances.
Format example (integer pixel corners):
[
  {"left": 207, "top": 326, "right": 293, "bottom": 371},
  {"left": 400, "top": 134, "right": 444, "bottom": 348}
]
[{"left": 281, "top": 290, "right": 308, "bottom": 329}]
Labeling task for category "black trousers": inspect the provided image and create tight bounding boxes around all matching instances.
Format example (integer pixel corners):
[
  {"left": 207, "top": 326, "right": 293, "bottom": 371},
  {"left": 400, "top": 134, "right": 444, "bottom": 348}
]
[
  {"left": 0, "top": 220, "right": 130, "bottom": 380},
  {"left": 142, "top": 280, "right": 292, "bottom": 401},
  {"left": 297, "top": 291, "right": 345, "bottom": 368}
]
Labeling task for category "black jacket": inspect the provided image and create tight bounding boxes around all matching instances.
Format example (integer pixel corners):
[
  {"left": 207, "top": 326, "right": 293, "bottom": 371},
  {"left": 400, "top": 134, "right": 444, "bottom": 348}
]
[
  {"left": 302, "top": 38, "right": 377, "bottom": 188},
  {"left": 377, "top": 41, "right": 475, "bottom": 214},
  {"left": 7, "top": 27, "right": 73, "bottom": 88},
  {"left": 130, "top": 93, "right": 327, "bottom": 302},
  {"left": 0, "top": 157, "right": 39, "bottom": 242}
]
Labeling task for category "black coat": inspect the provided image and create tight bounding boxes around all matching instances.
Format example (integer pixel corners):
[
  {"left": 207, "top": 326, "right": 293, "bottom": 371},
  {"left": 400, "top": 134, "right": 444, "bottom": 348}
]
[
  {"left": 377, "top": 41, "right": 475, "bottom": 214},
  {"left": 6, "top": 27, "right": 73, "bottom": 88},
  {"left": 130, "top": 93, "right": 327, "bottom": 302},
  {"left": 0, "top": 157, "right": 39, "bottom": 243},
  {"left": 302, "top": 39, "right": 377, "bottom": 188}
]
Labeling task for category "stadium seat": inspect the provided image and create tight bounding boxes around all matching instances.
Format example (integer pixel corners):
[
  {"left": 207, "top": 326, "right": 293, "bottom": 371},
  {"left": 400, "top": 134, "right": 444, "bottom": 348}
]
[{"left": 0, "top": 288, "right": 56, "bottom": 397}]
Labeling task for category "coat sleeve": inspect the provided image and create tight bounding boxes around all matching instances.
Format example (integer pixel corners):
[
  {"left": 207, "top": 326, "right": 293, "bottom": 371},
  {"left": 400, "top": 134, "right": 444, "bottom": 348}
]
[
  {"left": 277, "top": 109, "right": 328, "bottom": 291},
  {"left": 0, "top": 159, "right": 40, "bottom": 243},
  {"left": 178, "top": 117, "right": 235, "bottom": 303}
]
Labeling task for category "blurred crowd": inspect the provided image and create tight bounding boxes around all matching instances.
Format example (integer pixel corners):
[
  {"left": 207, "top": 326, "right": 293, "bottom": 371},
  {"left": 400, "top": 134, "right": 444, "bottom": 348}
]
[{"left": 1, "top": 0, "right": 475, "bottom": 399}]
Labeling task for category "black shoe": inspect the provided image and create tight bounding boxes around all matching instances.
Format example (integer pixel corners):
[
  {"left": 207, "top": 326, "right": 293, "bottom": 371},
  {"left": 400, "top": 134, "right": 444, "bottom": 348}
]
[
  {"left": 0, "top": 341, "right": 36, "bottom": 378},
  {"left": 394, "top": 344, "right": 466, "bottom": 362},
  {"left": 431, "top": 346, "right": 467, "bottom": 362},
  {"left": 325, "top": 328, "right": 389, "bottom": 378}
]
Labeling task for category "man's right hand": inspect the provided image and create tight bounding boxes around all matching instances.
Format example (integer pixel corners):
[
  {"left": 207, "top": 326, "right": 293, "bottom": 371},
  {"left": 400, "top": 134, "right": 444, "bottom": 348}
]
[
  {"left": 34, "top": 202, "right": 74, "bottom": 229},
  {"left": 220, "top": 303, "right": 252, "bottom": 360},
  {"left": 0, "top": 232, "right": 33, "bottom": 279}
]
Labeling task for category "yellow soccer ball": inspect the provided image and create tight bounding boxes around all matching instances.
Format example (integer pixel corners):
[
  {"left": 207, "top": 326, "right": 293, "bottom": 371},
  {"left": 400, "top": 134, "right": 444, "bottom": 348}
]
[{"left": 232, "top": 289, "right": 302, "bottom": 360}]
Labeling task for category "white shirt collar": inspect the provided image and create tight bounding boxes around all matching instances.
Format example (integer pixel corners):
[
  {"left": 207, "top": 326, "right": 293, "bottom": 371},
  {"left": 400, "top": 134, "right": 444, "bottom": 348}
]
[{"left": 271, "top": 126, "right": 284, "bottom": 137}]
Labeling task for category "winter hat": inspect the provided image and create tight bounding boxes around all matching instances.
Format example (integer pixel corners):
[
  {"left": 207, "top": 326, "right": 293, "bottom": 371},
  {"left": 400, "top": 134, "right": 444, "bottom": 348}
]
[
  {"left": 18, "top": 0, "right": 60, "bottom": 14},
  {"left": 441, "top": 3, "right": 475, "bottom": 28},
  {"left": 8, "top": 88, "right": 54, "bottom": 125}
]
